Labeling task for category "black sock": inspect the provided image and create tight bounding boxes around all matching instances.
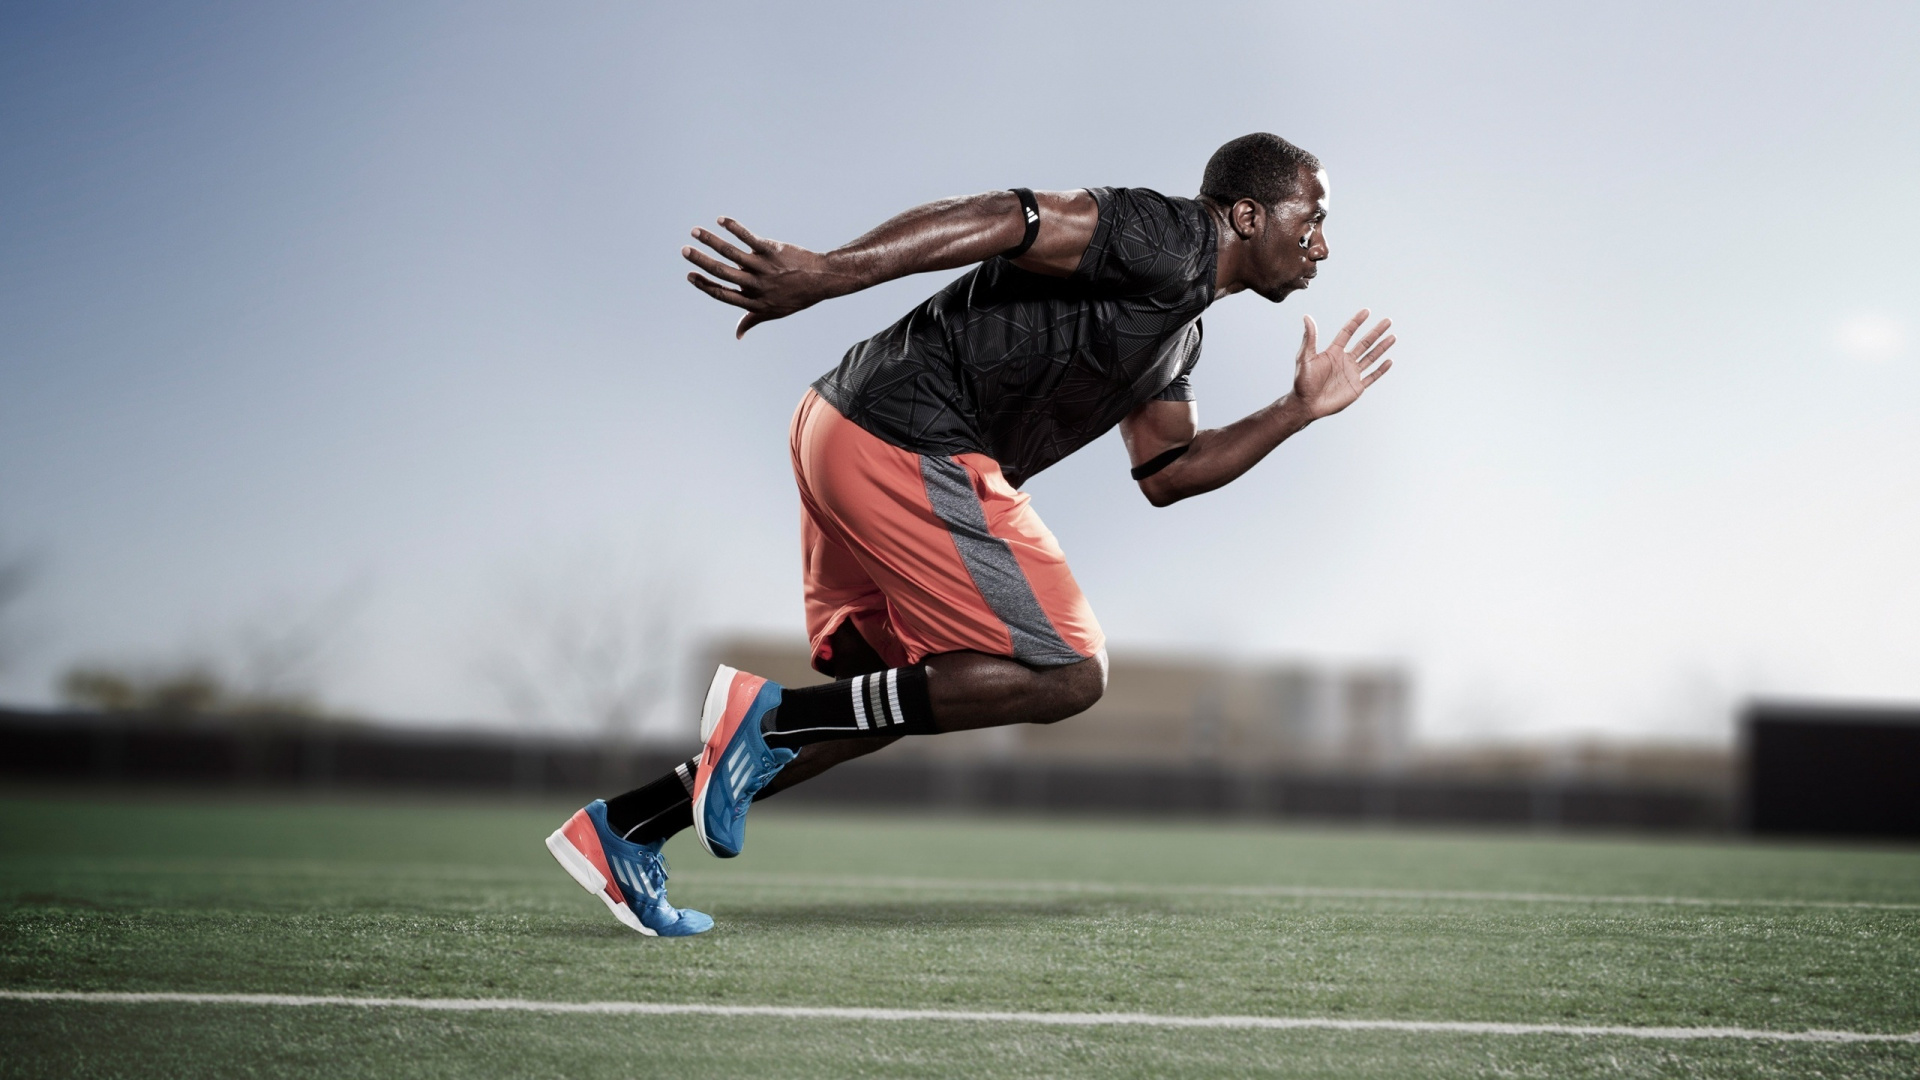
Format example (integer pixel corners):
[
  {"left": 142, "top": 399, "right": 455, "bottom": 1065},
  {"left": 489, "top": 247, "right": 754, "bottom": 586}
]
[
  {"left": 762, "top": 665, "right": 937, "bottom": 751},
  {"left": 603, "top": 757, "right": 698, "bottom": 845}
]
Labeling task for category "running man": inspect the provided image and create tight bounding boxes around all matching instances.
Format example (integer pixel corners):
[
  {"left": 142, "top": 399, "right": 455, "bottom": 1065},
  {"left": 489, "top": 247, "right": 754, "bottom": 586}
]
[{"left": 545, "top": 133, "right": 1395, "bottom": 936}]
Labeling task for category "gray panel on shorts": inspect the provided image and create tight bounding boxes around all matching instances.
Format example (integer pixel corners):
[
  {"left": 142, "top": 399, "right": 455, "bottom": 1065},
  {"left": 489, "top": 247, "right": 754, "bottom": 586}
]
[{"left": 918, "top": 455, "right": 1086, "bottom": 668}]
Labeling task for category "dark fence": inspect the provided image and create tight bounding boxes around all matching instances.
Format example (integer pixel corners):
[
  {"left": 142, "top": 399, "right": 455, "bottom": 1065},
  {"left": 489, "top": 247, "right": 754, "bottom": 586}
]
[
  {"left": 1745, "top": 702, "right": 1920, "bottom": 839},
  {"left": 0, "top": 709, "right": 673, "bottom": 794},
  {"left": 0, "top": 708, "right": 1729, "bottom": 832},
  {"left": 767, "top": 758, "right": 1727, "bottom": 831}
]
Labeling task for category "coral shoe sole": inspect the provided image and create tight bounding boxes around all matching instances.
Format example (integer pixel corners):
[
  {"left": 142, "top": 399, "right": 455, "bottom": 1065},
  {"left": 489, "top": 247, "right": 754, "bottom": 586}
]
[{"left": 545, "top": 807, "right": 654, "bottom": 936}]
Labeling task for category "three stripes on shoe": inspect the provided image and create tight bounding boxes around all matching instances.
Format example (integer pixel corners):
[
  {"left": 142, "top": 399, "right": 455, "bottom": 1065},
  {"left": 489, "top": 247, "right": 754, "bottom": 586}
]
[
  {"left": 548, "top": 809, "right": 653, "bottom": 935},
  {"left": 605, "top": 852, "right": 662, "bottom": 900}
]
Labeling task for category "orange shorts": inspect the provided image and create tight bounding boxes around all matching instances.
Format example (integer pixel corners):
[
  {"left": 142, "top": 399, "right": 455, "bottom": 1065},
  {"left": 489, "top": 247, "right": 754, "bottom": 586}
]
[{"left": 790, "top": 389, "right": 1104, "bottom": 674}]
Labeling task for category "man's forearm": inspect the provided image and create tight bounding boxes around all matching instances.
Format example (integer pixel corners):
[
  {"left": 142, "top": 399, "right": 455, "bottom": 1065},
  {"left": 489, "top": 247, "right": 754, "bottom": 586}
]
[
  {"left": 822, "top": 192, "right": 1028, "bottom": 297},
  {"left": 684, "top": 189, "right": 1093, "bottom": 336},
  {"left": 1139, "top": 396, "right": 1315, "bottom": 507}
]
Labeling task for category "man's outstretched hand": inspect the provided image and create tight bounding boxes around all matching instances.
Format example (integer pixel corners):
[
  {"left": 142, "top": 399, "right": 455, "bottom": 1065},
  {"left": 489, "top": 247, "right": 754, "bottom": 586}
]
[
  {"left": 1118, "top": 307, "right": 1397, "bottom": 507},
  {"left": 1293, "top": 309, "right": 1395, "bottom": 420},
  {"left": 682, "top": 218, "right": 855, "bottom": 339}
]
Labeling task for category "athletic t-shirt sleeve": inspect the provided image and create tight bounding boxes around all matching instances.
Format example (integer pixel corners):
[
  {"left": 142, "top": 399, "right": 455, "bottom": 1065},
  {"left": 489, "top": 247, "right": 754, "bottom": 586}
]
[
  {"left": 1151, "top": 374, "right": 1194, "bottom": 401},
  {"left": 1151, "top": 320, "right": 1203, "bottom": 401},
  {"left": 1072, "top": 187, "right": 1213, "bottom": 300}
]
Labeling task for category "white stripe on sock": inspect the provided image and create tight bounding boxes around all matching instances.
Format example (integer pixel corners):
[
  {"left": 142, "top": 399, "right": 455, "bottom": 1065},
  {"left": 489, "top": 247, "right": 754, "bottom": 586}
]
[
  {"left": 886, "top": 668, "right": 903, "bottom": 727},
  {"left": 850, "top": 675, "right": 870, "bottom": 730}
]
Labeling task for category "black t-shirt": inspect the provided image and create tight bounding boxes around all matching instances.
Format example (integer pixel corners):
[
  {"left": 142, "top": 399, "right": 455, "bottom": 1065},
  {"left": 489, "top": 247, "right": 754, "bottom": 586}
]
[{"left": 811, "top": 187, "right": 1218, "bottom": 488}]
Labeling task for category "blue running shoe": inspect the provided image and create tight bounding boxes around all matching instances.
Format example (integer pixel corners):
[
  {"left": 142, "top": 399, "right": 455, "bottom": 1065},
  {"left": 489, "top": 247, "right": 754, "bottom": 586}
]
[
  {"left": 545, "top": 799, "right": 714, "bottom": 937},
  {"left": 691, "top": 665, "right": 795, "bottom": 858}
]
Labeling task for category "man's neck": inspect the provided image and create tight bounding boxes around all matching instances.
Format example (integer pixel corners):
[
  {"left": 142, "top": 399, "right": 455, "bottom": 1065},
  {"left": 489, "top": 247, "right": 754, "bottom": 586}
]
[{"left": 1202, "top": 198, "right": 1248, "bottom": 296}]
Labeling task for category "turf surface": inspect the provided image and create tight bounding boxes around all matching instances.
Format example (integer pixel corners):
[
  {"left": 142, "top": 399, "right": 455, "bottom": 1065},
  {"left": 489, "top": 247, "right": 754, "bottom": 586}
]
[{"left": 1, "top": 788, "right": 1917, "bottom": 1078}]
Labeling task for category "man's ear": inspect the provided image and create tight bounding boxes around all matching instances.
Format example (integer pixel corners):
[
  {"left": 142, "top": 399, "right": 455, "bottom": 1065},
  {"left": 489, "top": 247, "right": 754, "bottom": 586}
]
[{"left": 1231, "top": 198, "right": 1264, "bottom": 240}]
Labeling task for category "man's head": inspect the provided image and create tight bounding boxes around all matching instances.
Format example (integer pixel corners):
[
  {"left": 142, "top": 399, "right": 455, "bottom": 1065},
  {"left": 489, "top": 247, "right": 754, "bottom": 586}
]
[{"left": 1200, "top": 133, "right": 1329, "bottom": 301}]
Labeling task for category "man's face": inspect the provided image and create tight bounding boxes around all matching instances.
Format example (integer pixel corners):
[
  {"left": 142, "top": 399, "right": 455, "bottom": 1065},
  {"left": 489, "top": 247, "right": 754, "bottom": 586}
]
[{"left": 1244, "top": 167, "right": 1329, "bottom": 302}]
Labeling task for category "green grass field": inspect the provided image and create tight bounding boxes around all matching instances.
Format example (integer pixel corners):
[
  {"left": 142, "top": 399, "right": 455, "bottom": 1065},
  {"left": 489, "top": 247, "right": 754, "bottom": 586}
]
[{"left": 1, "top": 788, "right": 1917, "bottom": 1078}]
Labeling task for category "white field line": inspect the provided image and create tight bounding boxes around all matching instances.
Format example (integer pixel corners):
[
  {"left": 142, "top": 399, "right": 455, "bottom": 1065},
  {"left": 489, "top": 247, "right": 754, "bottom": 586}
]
[
  {"left": 2, "top": 991, "right": 1916, "bottom": 1044},
  {"left": 677, "top": 872, "right": 1920, "bottom": 912}
]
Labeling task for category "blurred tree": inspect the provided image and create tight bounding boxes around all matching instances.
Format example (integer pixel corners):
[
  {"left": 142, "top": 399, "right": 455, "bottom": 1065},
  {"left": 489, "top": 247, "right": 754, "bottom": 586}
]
[
  {"left": 0, "top": 547, "right": 34, "bottom": 676},
  {"left": 227, "top": 583, "right": 367, "bottom": 712},
  {"left": 59, "top": 664, "right": 230, "bottom": 714},
  {"left": 55, "top": 584, "right": 364, "bottom": 718},
  {"left": 481, "top": 552, "right": 688, "bottom": 741}
]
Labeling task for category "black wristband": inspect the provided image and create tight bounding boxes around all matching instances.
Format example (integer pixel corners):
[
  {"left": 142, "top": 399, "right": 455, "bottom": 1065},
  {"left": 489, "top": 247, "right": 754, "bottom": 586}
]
[
  {"left": 1130, "top": 444, "right": 1191, "bottom": 481},
  {"left": 1003, "top": 188, "right": 1041, "bottom": 258}
]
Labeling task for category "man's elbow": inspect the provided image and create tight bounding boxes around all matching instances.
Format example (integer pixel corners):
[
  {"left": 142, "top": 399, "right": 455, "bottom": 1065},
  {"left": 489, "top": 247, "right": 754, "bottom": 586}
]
[{"left": 1139, "top": 478, "right": 1186, "bottom": 508}]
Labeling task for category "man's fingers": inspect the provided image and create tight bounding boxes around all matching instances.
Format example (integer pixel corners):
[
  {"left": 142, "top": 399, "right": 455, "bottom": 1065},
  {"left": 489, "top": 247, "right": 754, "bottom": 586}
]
[
  {"left": 717, "top": 216, "right": 771, "bottom": 253},
  {"left": 1299, "top": 314, "right": 1318, "bottom": 360},
  {"left": 681, "top": 246, "right": 754, "bottom": 287},
  {"left": 1357, "top": 334, "right": 1396, "bottom": 369},
  {"left": 736, "top": 311, "right": 765, "bottom": 338},
  {"left": 688, "top": 227, "right": 755, "bottom": 267},
  {"left": 686, "top": 271, "right": 760, "bottom": 310},
  {"left": 1360, "top": 357, "right": 1393, "bottom": 387},
  {"left": 1330, "top": 308, "right": 1370, "bottom": 352},
  {"left": 1349, "top": 318, "right": 1392, "bottom": 360}
]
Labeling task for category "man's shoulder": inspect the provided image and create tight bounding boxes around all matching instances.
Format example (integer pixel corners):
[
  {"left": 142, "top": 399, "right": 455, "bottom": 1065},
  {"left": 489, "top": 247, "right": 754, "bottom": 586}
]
[
  {"left": 1085, "top": 186, "right": 1206, "bottom": 222},
  {"left": 1075, "top": 187, "right": 1215, "bottom": 297}
]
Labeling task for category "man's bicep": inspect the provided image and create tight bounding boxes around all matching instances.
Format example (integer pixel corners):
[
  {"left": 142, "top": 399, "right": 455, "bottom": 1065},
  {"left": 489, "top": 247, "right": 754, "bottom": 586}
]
[
  {"left": 1008, "top": 189, "right": 1098, "bottom": 277},
  {"left": 1119, "top": 399, "right": 1198, "bottom": 468}
]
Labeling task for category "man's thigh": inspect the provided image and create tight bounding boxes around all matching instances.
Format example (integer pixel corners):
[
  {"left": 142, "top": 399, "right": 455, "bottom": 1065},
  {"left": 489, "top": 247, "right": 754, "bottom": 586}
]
[{"left": 790, "top": 390, "right": 1103, "bottom": 670}]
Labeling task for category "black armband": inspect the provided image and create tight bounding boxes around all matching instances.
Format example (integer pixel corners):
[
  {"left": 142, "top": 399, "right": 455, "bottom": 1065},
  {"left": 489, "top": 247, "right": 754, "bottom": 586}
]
[
  {"left": 1130, "top": 444, "right": 1190, "bottom": 481},
  {"left": 1002, "top": 188, "right": 1041, "bottom": 258}
]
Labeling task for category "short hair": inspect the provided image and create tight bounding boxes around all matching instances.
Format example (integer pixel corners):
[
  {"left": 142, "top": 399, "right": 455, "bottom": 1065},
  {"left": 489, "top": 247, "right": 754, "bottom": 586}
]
[{"left": 1199, "top": 133, "right": 1320, "bottom": 208}]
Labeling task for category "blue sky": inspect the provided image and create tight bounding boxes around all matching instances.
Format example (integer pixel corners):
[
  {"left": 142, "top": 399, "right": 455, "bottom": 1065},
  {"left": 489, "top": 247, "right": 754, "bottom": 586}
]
[{"left": 3, "top": 1, "right": 1917, "bottom": 741}]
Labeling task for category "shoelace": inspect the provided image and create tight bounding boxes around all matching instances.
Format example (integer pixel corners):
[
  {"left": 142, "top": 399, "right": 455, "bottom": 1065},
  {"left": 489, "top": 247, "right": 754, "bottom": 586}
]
[
  {"left": 632, "top": 849, "right": 669, "bottom": 896},
  {"left": 633, "top": 852, "right": 691, "bottom": 923}
]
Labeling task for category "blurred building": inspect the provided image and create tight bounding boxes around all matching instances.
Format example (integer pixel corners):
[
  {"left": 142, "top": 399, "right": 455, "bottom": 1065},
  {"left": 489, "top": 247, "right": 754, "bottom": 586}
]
[
  {"left": 701, "top": 635, "right": 1411, "bottom": 771},
  {"left": 0, "top": 636, "right": 1736, "bottom": 831}
]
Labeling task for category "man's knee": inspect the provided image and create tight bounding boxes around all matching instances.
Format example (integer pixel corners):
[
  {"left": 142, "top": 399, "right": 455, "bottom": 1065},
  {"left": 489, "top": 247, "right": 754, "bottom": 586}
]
[{"left": 1036, "top": 649, "right": 1107, "bottom": 723}]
